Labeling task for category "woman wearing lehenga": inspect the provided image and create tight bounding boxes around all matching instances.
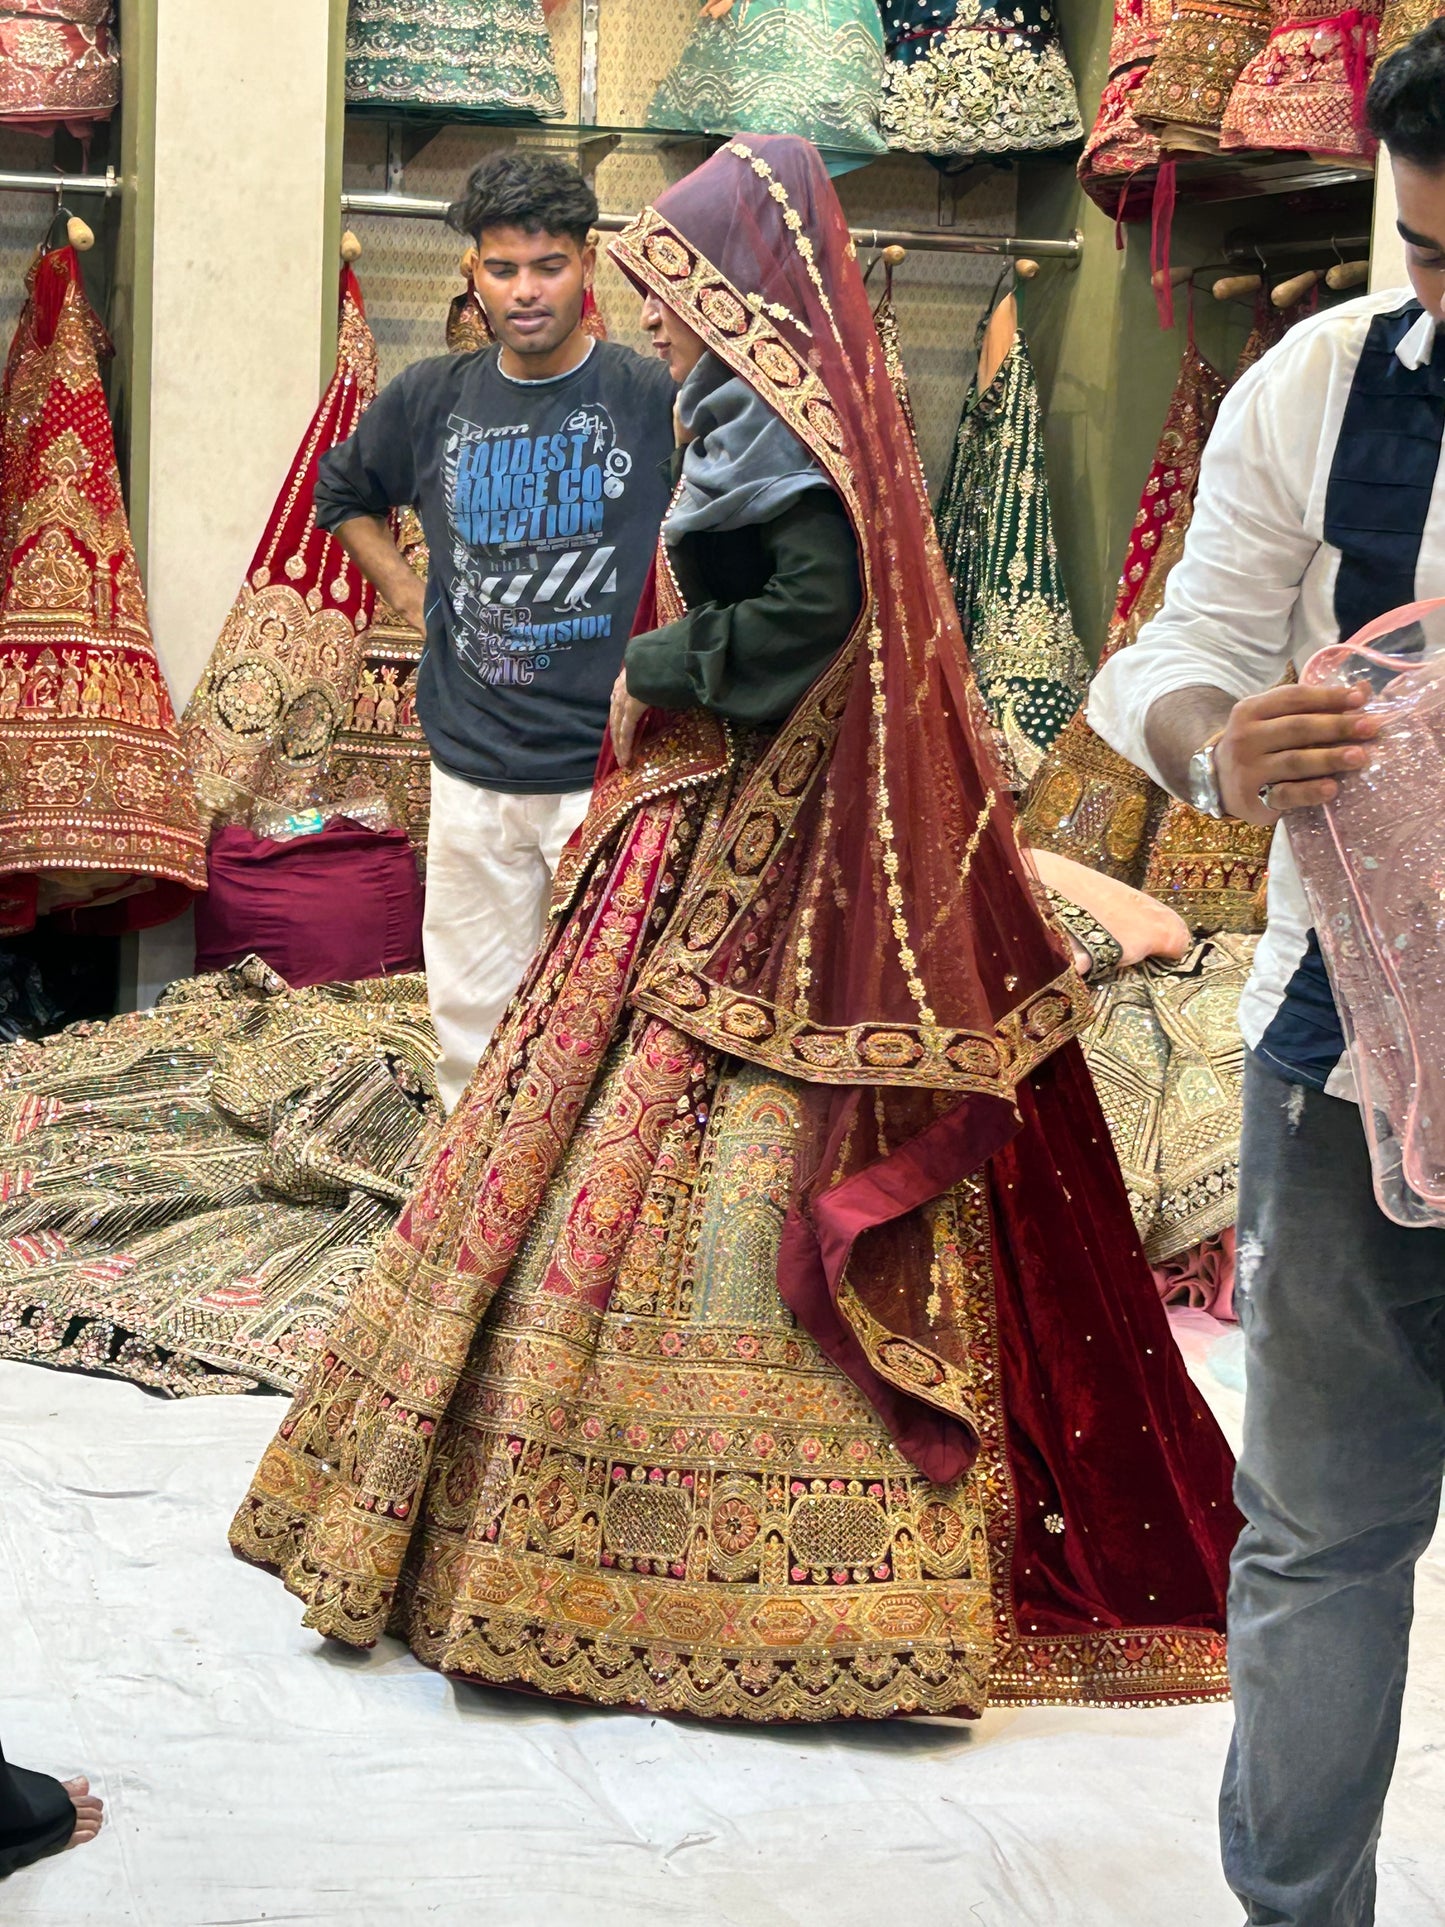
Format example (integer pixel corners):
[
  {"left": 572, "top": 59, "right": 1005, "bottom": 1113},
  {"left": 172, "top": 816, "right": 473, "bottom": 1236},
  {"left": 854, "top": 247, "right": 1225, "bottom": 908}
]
[{"left": 231, "top": 135, "right": 1238, "bottom": 1724}]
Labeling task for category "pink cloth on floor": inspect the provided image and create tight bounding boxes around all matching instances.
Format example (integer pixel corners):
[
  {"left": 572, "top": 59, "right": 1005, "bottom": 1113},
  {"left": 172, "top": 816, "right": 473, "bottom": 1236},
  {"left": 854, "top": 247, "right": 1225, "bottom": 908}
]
[
  {"left": 1153, "top": 1226, "right": 1236, "bottom": 1322},
  {"left": 194, "top": 820, "right": 423, "bottom": 988}
]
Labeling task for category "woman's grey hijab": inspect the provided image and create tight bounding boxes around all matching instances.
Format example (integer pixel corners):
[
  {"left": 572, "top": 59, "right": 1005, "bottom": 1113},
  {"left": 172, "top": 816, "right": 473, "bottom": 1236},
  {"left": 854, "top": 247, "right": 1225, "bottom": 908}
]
[{"left": 664, "top": 351, "right": 825, "bottom": 542}]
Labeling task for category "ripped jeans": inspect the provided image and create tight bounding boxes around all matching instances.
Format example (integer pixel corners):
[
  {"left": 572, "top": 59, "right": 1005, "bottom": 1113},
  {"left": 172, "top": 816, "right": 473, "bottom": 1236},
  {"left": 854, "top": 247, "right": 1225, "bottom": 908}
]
[{"left": 1221, "top": 1054, "right": 1445, "bottom": 1926}]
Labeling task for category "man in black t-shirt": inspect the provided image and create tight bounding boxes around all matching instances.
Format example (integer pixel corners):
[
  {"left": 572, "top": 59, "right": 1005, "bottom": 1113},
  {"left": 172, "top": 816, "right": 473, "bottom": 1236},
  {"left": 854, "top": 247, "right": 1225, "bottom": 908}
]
[{"left": 316, "top": 153, "right": 674, "bottom": 1109}]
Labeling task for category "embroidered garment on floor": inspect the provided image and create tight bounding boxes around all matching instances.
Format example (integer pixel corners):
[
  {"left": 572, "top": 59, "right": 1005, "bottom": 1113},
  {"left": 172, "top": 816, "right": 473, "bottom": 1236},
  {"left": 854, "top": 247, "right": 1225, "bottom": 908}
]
[
  {"left": 879, "top": 0, "right": 1082, "bottom": 158},
  {"left": 229, "top": 136, "right": 1237, "bottom": 1727},
  {"left": 1133, "top": 0, "right": 1272, "bottom": 149},
  {"left": 0, "top": 959, "right": 440, "bottom": 1397},
  {"left": 1221, "top": 0, "right": 1382, "bottom": 156},
  {"left": 0, "top": 245, "right": 205, "bottom": 937},
  {"left": 0, "top": 3, "right": 117, "bottom": 135},
  {"left": 345, "top": 0, "right": 563, "bottom": 120},
  {"left": 935, "top": 289, "right": 1087, "bottom": 787},
  {"left": 646, "top": 0, "right": 886, "bottom": 171},
  {"left": 181, "top": 267, "right": 381, "bottom": 837}
]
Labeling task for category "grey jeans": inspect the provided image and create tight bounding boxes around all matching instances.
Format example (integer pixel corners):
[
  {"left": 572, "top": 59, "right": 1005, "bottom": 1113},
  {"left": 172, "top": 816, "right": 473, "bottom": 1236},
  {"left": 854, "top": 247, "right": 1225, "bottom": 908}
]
[{"left": 1221, "top": 1055, "right": 1445, "bottom": 1925}]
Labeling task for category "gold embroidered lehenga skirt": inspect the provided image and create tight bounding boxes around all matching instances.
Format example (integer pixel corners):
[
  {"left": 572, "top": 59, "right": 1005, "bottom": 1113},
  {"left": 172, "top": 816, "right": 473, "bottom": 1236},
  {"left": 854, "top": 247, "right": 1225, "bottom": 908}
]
[
  {"left": 231, "top": 730, "right": 1237, "bottom": 1724},
  {"left": 0, "top": 960, "right": 439, "bottom": 1395}
]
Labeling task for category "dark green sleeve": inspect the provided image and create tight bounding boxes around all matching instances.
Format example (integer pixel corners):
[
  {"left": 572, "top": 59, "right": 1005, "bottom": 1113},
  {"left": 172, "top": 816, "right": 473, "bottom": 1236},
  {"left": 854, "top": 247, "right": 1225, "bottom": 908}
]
[{"left": 623, "top": 488, "right": 861, "bottom": 726}]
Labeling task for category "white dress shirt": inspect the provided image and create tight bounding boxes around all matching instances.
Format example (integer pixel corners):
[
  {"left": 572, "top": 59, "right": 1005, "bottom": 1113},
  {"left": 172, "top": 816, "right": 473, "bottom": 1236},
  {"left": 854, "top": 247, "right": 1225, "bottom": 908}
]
[{"left": 1088, "top": 289, "right": 1445, "bottom": 1096}]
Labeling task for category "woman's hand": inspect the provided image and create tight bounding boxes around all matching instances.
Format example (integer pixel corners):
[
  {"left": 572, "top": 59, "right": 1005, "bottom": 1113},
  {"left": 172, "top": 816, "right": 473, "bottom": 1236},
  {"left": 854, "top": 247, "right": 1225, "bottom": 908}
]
[
  {"left": 1215, "top": 684, "right": 1381, "bottom": 825},
  {"left": 609, "top": 668, "right": 647, "bottom": 767}
]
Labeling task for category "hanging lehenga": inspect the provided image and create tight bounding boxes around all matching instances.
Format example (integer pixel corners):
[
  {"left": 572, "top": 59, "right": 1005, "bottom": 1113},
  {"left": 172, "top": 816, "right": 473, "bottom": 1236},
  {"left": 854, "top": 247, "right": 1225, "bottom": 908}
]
[
  {"left": 230, "top": 134, "right": 1236, "bottom": 1725},
  {"left": 1220, "top": 0, "right": 1382, "bottom": 155},
  {"left": 935, "top": 281, "right": 1088, "bottom": 788},
  {"left": 1022, "top": 312, "right": 1285, "bottom": 1297},
  {"left": 0, "top": 1, "right": 117, "bottom": 135},
  {"left": 879, "top": 0, "right": 1083, "bottom": 158},
  {"left": 317, "top": 507, "right": 432, "bottom": 868},
  {"left": 1076, "top": 0, "right": 1174, "bottom": 217},
  {"left": 344, "top": 0, "right": 564, "bottom": 121},
  {"left": 182, "top": 266, "right": 382, "bottom": 838},
  {"left": 1132, "top": 0, "right": 1273, "bottom": 150},
  {"left": 0, "top": 245, "right": 205, "bottom": 937},
  {"left": 646, "top": 0, "right": 886, "bottom": 172}
]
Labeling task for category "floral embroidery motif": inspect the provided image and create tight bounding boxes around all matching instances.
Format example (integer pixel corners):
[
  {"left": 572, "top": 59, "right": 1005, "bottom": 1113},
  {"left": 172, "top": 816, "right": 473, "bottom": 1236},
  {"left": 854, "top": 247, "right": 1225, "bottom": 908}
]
[
  {"left": 1133, "top": 0, "right": 1272, "bottom": 137},
  {"left": 880, "top": 0, "right": 1083, "bottom": 157},
  {"left": 0, "top": 8, "right": 116, "bottom": 128}
]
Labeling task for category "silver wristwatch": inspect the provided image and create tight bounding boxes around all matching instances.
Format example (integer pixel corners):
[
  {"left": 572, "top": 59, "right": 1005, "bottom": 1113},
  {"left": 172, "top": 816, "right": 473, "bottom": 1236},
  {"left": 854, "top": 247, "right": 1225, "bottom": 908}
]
[{"left": 1186, "top": 735, "right": 1227, "bottom": 819}]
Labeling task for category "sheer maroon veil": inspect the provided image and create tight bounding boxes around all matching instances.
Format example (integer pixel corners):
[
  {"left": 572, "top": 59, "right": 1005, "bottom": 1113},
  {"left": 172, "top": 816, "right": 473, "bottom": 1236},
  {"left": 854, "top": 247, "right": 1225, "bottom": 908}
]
[{"left": 610, "top": 138, "right": 1094, "bottom": 1479}]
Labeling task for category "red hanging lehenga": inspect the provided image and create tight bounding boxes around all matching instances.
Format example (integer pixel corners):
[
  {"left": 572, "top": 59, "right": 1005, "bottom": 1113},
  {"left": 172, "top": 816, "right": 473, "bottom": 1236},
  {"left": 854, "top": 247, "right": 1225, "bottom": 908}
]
[
  {"left": 230, "top": 136, "right": 1237, "bottom": 1722},
  {"left": 0, "top": 245, "right": 204, "bottom": 935}
]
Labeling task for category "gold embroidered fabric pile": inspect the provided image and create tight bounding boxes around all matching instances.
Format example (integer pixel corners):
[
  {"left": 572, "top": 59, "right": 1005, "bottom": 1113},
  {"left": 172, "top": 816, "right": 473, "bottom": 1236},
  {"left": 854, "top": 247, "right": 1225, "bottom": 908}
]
[{"left": 0, "top": 958, "right": 440, "bottom": 1396}]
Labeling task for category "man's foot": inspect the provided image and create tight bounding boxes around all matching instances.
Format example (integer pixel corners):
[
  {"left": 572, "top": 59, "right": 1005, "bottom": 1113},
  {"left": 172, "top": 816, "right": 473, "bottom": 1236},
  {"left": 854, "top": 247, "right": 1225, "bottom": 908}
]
[{"left": 61, "top": 1779, "right": 103, "bottom": 1849}]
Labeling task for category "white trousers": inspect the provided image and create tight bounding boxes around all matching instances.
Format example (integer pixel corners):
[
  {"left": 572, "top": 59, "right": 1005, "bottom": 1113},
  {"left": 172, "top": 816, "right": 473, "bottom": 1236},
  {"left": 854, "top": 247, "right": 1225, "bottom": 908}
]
[{"left": 423, "top": 762, "right": 592, "bottom": 1112}]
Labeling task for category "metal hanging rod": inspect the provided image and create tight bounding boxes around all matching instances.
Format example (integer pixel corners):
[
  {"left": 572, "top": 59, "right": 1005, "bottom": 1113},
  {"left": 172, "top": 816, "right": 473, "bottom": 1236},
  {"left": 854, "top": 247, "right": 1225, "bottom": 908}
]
[
  {"left": 0, "top": 167, "right": 116, "bottom": 198},
  {"left": 1224, "top": 229, "right": 1370, "bottom": 267},
  {"left": 340, "top": 189, "right": 1082, "bottom": 263}
]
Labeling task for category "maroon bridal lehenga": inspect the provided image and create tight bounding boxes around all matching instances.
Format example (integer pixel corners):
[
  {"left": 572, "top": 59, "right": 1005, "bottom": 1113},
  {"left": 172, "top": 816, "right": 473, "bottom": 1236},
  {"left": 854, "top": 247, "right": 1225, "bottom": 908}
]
[{"left": 230, "top": 135, "right": 1238, "bottom": 1723}]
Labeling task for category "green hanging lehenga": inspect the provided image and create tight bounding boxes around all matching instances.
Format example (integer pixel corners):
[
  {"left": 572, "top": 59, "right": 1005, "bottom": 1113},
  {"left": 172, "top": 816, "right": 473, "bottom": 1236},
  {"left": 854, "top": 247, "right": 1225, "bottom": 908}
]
[
  {"left": 345, "top": 0, "right": 564, "bottom": 121},
  {"left": 935, "top": 286, "right": 1089, "bottom": 788},
  {"left": 646, "top": 0, "right": 886, "bottom": 171}
]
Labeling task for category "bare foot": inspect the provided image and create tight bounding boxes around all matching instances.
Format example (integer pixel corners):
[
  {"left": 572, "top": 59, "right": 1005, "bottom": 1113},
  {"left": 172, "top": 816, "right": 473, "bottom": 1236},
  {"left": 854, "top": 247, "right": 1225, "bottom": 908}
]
[{"left": 61, "top": 1778, "right": 103, "bottom": 1848}]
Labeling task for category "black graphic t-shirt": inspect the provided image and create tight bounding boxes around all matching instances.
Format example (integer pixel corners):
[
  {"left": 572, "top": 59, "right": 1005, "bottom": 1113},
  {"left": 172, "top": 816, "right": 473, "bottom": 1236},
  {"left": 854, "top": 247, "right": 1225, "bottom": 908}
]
[{"left": 315, "top": 339, "right": 676, "bottom": 793}]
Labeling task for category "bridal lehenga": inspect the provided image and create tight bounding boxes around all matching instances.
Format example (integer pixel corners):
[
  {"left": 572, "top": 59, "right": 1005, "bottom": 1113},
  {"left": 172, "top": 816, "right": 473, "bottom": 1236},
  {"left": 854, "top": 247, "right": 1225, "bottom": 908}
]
[{"left": 224, "top": 137, "right": 1237, "bottom": 1725}]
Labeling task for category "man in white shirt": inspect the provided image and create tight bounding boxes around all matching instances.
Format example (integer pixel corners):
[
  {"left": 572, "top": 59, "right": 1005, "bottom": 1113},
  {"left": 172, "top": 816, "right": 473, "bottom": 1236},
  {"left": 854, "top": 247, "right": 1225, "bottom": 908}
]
[{"left": 1089, "top": 26, "right": 1445, "bottom": 1925}]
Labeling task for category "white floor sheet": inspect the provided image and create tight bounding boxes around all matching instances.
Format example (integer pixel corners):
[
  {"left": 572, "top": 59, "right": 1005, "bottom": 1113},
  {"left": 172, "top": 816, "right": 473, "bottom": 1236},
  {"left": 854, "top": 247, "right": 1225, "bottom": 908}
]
[{"left": 2, "top": 1321, "right": 1442, "bottom": 1927}]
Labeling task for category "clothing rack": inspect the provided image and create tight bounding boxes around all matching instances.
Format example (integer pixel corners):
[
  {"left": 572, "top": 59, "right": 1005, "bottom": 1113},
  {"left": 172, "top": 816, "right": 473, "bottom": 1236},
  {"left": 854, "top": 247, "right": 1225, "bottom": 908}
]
[
  {"left": 1223, "top": 230, "right": 1371, "bottom": 267},
  {"left": 340, "top": 189, "right": 1083, "bottom": 263},
  {"left": 0, "top": 168, "right": 116, "bottom": 198}
]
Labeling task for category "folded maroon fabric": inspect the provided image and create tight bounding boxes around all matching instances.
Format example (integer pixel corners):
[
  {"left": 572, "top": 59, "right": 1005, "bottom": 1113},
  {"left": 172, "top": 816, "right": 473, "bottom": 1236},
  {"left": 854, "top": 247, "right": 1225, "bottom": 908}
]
[{"left": 195, "top": 820, "right": 423, "bottom": 988}]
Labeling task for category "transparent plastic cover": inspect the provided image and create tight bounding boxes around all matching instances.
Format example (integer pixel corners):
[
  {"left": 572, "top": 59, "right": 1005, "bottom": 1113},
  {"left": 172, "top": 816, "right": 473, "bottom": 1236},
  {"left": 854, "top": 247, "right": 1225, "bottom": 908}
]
[{"left": 1289, "top": 597, "right": 1445, "bottom": 1228}]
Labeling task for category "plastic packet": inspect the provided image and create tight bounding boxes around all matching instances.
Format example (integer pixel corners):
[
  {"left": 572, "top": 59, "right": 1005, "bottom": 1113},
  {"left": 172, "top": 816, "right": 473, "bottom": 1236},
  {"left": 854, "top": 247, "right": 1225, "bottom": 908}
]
[
  {"left": 1288, "top": 597, "right": 1445, "bottom": 1227},
  {"left": 250, "top": 797, "right": 396, "bottom": 842}
]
